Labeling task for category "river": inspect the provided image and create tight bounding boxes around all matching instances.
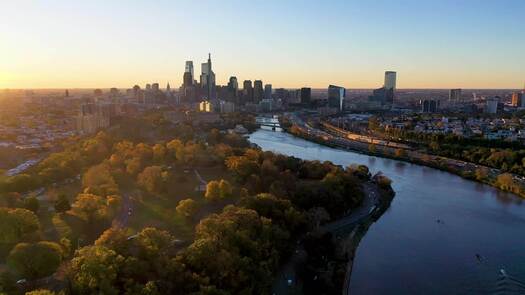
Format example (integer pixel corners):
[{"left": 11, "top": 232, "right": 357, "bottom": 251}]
[{"left": 248, "top": 128, "right": 525, "bottom": 295}]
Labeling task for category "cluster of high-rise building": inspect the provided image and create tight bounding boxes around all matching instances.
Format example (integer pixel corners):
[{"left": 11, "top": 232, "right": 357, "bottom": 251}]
[{"left": 180, "top": 54, "right": 302, "bottom": 112}]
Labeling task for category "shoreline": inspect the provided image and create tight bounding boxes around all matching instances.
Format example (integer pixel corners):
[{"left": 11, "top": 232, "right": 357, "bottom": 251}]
[{"left": 282, "top": 123, "right": 525, "bottom": 199}]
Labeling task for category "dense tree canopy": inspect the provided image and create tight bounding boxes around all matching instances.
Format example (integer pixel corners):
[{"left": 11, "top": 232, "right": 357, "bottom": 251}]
[{"left": 7, "top": 241, "right": 62, "bottom": 280}]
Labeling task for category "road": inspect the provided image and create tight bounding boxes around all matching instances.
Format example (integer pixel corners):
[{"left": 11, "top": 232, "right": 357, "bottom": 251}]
[
  {"left": 271, "top": 181, "right": 380, "bottom": 294},
  {"left": 113, "top": 193, "right": 133, "bottom": 228}
]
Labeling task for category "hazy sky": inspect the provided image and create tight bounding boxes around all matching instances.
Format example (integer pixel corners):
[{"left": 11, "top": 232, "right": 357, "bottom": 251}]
[{"left": 1, "top": 0, "right": 524, "bottom": 89}]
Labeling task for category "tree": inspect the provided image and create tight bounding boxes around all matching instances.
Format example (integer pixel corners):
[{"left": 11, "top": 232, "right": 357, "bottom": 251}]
[
  {"left": 7, "top": 241, "right": 62, "bottom": 280},
  {"left": 225, "top": 156, "right": 259, "bottom": 181},
  {"left": 475, "top": 167, "right": 489, "bottom": 181},
  {"left": 23, "top": 196, "right": 40, "bottom": 214},
  {"left": 133, "top": 227, "right": 175, "bottom": 259},
  {"left": 69, "top": 245, "right": 125, "bottom": 295},
  {"left": 0, "top": 208, "right": 39, "bottom": 244},
  {"left": 394, "top": 148, "right": 406, "bottom": 158},
  {"left": 82, "top": 163, "right": 119, "bottom": 196},
  {"left": 95, "top": 227, "right": 133, "bottom": 254},
  {"left": 166, "top": 139, "right": 183, "bottom": 162},
  {"left": 125, "top": 157, "right": 143, "bottom": 176},
  {"left": 0, "top": 192, "right": 22, "bottom": 208},
  {"left": 137, "top": 166, "right": 168, "bottom": 194},
  {"left": 54, "top": 193, "right": 71, "bottom": 213},
  {"left": 368, "top": 144, "right": 377, "bottom": 154},
  {"left": 152, "top": 144, "right": 166, "bottom": 163},
  {"left": 219, "top": 179, "right": 233, "bottom": 199},
  {"left": 496, "top": 173, "right": 515, "bottom": 191},
  {"left": 69, "top": 194, "right": 110, "bottom": 224},
  {"left": 183, "top": 205, "right": 286, "bottom": 293},
  {"left": 176, "top": 199, "right": 198, "bottom": 218},
  {"left": 204, "top": 181, "right": 220, "bottom": 201},
  {"left": 306, "top": 207, "right": 331, "bottom": 228}
]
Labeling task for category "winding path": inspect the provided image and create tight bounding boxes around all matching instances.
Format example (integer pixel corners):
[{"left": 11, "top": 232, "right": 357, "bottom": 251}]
[{"left": 272, "top": 181, "right": 381, "bottom": 294}]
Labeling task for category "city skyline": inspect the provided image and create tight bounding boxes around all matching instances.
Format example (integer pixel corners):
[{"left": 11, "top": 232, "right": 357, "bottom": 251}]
[{"left": 1, "top": 0, "right": 524, "bottom": 89}]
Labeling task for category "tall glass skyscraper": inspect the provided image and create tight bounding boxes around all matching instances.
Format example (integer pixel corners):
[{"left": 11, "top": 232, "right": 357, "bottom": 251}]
[{"left": 384, "top": 71, "right": 396, "bottom": 90}]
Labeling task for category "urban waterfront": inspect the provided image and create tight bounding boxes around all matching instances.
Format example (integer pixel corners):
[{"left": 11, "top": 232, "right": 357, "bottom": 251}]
[{"left": 249, "top": 128, "right": 525, "bottom": 294}]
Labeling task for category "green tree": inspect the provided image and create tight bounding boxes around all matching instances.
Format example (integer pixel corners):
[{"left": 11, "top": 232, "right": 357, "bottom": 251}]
[
  {"left": 176, "top": 199, "right": 198, "bottom": 218},
  {"left": 7, "top": 241, "right": 62, "bottom": 280},
  {"left": 54, "top": 193, "right": 71, "bottom": 213},
  {"left": 82, "top": 164, "right": 119, "bottom": 196},
  {"left": 69, "top": 194, "right": 110, "bottom": 224},
  {"left": 0, "top": 208, "right": 39, "bottom": 244},
  {"left": 69, "top": 245, "right": 124, "bottom": 295},
  {"left": 23, "top": 196, "right": 40, "bottom": 214}
]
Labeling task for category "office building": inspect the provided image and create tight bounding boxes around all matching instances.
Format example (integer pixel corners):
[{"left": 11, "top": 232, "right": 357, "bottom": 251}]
[
  {"left": 227, "top": 76, "right": 239, "bottom": 102},
  {"left": 420, "top": 99, "right": 440, "bottom": 113},
  {"left": 384, "top": 71, "right": 396, "bottom": 90},
  {"left": 511, "top": 92, "right": 524, "bottom": 107},
  {"left": 264, "top": 84, "right": 272, "bottom": 100},
  {"left": 300, "top": 87, "right": 311, "bottom": 105},
  {"left": 449, "top": 89, "right": 462, "bottom": 101},
  {"left": 77, "top": 103, "right": 111, "bottom": 134},
  {"left": 200, "top": 53, "right": 216, "bottom": 99},
  {"left": 242, "top": 80, "right": 253, "bottom": 103},
  {"left": 328, "top": 85, "right": 345, "bottom": 111},
  {"left": 485, "top": 97, "right": 499, "bottom": 114},
  {"left": 253, "top": 80, "right": 263, "bottom": 102},
  {"left": 185, "top": 61, "right": 194, "bottom": 84},
  {"left": 384, "top": 71, "right": 396, "bottom": 104},
  {"left": 219, "top": 100, "right": 235, "bottom": 113}
]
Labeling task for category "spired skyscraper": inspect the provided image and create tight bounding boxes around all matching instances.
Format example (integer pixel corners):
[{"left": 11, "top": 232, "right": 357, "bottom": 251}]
[{"left": 200, "top": 53, "right": 216, "bottom": 99}]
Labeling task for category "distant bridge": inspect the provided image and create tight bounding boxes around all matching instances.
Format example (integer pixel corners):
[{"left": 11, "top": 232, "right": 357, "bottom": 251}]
[{"left": 256, "top": 116, "right": 280, "bottom": 128}]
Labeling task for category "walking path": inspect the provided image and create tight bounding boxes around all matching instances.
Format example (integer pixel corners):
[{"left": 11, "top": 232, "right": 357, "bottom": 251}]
[{"left": 272, "top": 181, "right": 381, "bottom": 294}]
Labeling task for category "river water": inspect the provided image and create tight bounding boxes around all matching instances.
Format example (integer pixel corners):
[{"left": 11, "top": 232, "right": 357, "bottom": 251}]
[{"left": 248, "top": 129, "right": 525, "bottom": 295}]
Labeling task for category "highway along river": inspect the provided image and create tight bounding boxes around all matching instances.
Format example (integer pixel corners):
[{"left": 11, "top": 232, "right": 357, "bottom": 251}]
[{"left": 249, "top": 128, "right": 525, "bottom": 295}]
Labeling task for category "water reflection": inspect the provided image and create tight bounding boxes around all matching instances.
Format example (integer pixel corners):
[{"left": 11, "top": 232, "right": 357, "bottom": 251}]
[{"left": 248, "top": 129, "right": 525, "bottom": 295}]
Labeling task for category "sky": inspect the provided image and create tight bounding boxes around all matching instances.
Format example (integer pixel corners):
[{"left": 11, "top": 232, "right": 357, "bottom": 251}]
[{"left": 1, "top": 0, "right": 524, "bottom": 89}]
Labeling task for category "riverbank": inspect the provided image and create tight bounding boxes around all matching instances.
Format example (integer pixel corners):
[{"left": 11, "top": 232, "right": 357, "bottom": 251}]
[
  {"left": 249, "top": 129, "right": 525, "bottom": 294},
  {"left": 283, "top": 119, "right": 525, "bottom": 199},
  {"left": 271, "top": 177, "right": 395, "bottom": 295}
]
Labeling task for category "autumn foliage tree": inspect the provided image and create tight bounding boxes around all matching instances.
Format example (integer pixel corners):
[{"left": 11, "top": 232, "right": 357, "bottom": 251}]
[
  {"left": 137, "top": 166, "right": 169, "bottom": 194},
  {"left": 176, "top": 199, "right": 198, "bottom": 218},
  {"left": 7, "top": 241, "right": 62, "bottom": 280}
]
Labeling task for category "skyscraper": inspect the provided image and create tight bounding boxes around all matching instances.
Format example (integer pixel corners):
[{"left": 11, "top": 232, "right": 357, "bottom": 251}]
[
  {"left": 449, "top": 89, "right": 462, "bottom": 101},
  {"left": 300, "top": 87, "right": 311, "bottom": 105},
  {"left": 185, "top": 61, "right": 194, "bottom": 84},
  {"left": 384, "top": 71, "right": 396, "bottom": 90},
  {"left": 328, "top": 85, "right": 345, "bottom": 111},
  {"left": 243, "top": 80, "right": 253, "bottom": 103},
  {"left": 511, "top": 92, "right": 524, "bottom": 107},
  {"left": 264, "top": 84, "right": 272, "bottom": 100},
  {"left": 200, "top": 53, "right": 215, "bottom": 99},
  {"left": 253, "top": 80, "right": 263, "bottom": 102},
  {"left": 183, "top": 72, "right": 193, "bottom": 87},
  {"left": 227, "top": 76, "right": 239, "bottom": 102},
  {"left": 384, "top": 71, "right": 396, "bottom": 104}
]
